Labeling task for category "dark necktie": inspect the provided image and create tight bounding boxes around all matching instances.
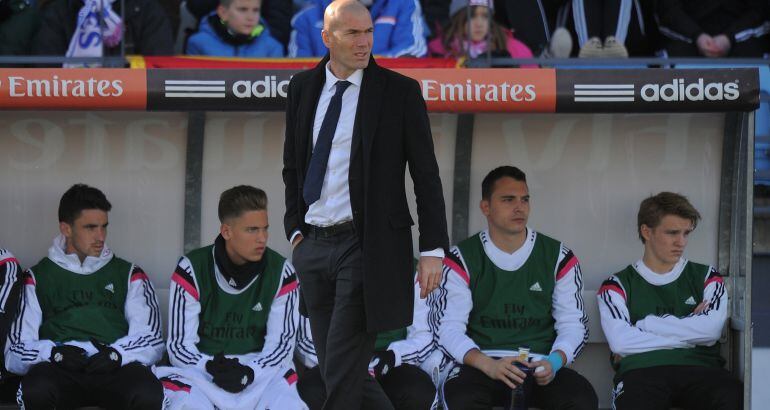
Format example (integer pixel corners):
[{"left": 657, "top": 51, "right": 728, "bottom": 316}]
[{"left": 303, "top": 80, "right": 352, "bottom": 206}]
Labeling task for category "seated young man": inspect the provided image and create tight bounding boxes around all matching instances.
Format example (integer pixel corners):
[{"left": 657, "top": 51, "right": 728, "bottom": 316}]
[
  {"left": 436, "top": 166, "right": 597, "bottom": 410},
  {"left": 295, "top": 268, "right": 444, "bottom": 410},
  {"left": 6, "top": 184, "right": 164, "bottom": 409},
  {"left": 156, "top": 185, "right": 306, "bottom": 410},
  {"left": 598, "top": 192, "right": 742, "bottom": 410}
]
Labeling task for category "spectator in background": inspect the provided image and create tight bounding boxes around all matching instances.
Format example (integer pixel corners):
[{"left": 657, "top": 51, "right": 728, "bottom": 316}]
[
  {"left": 33, "top": 0, "right": 173, "bottom": 60},
  {"left": 428, "top": 0, "right": 533, "bottom": 60},
  {"left": 657, "top": 0, "right": 769, "bottom": 57},
  {"left": 568, "top": 0, "right": 659, "bottom": 58},
  {"left": 186, "top": 0, "right": 283, "bottom": 56},
  {"left": 493, "top": 0, "right": 571, "bottom": 57},
  {"left": 421, "top": 0, "right": 450, "bottom": 34},
  {"left": 288, "top": 0, "right": 428, "bottom": 58},
  {"left": 186, "top": 0, "right": 292, "bottom": 51},
  {"left": 0, "top": 0, "right": 39, "bottom": 55}
]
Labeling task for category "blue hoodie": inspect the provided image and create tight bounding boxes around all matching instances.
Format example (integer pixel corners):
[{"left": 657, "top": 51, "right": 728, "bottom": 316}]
[
  {"left": 288, "top": 0, "right": 427, "bottom": 58},
  {"left": 187, "top": 13, "right": 284, "bottom": 57}
]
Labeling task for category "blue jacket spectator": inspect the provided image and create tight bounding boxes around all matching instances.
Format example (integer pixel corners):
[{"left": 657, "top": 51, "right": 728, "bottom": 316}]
[
  {"left": 186, "top": 0, "right": 292, "bottom": 51},
  {"left": 288, "top": 0, "right": 427, "bottom": 57},
  {"left": 187, "top": 12, "right": 284, "bottom": 57}
]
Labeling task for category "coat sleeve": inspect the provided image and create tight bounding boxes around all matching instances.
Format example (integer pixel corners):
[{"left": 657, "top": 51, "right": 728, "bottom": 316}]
[
  {"left": 373, "top": 0, "right": 427, "bottom": 57},
  {"left": 635, "top": 266, "right": 727, "bottom": 346},
  {"left": 597, "top": 276, "right": 694, "bottom": 356},
  {"left": 283, "top": 76, "right": 302, "bottom": 239},
  {"left": 388, "top": 274, "right": 434, "bottom": 367},
  {"left": 247, "top": 261, "right": 299, "bottom": 377},
  {"left": 656, "top": 0, "right": 704, "bottom": 41},
  {"left": 549, "top": 246, "right": 589, "bottom": 364},
  {"left": 435, "top": 248, "right": 478, "bottom": 363},
  {"left": 167, "top": 257, "right": 212, "bottom": 372},
  {"left": 724, "top": 0, "right": 768, "bottom": 43},
  {"left": 132, "top": 0, "right": 174, "bottom": 55},
  {"left": 5, "top": 269, "right": 56, "bottom": 375},
  {"left": 185, "top": 34, "right": 204, "bottom": 55},
  {"left": 32, "top": 0, "right": 72, "bottom": 56},
  {"left": 110, "top": 265, "right": 164, "bottom": 366},
  {"left": 403, "top": 78, "right": 449, "bottom": 253},
  {"left": 261, "top": 0, "right": 292, "bottom": 49}
]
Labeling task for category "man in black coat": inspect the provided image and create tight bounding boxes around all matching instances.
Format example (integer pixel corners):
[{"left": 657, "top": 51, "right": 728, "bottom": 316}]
[{"left": 282, "top": 1, "right": 448, "bottom": 409}]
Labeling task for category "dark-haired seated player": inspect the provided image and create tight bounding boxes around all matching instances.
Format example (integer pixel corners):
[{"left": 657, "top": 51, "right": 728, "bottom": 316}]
[
  {"left": 156, "top": 185, "right": 306, "bottom": 409},
  {"left": 6, "top": 184, "right": 164, "bottom": 409},
  {"left": 295, "top": 267, "right": 444, "bottom": 410},
  {"left": 598, "top": 192, "right": 742, "bottom": 410},
  {"left": 436, "top": 166, "right": 597, "bottom": 410}
]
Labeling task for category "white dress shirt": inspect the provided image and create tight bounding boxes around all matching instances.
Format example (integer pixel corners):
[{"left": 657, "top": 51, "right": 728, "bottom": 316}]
[
  {"left": 304, "top": 63, "right": 362, "bottom": 227},
  {"left": 295, "top": 63, "right": 443, "bottom": 259}
]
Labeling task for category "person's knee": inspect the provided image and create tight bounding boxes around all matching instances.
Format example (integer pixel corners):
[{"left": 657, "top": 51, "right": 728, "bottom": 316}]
[
  {"left": 121, "top": 365, "right": 164, "bottom": 410},
  {"left": 711, "top": 379, "right": 744, "bottom": 410},
  {"left": 409, "top": 383, "right": 436, "bottom": 410},
  {"left": 564, "top": 384, "right": 598, "bottom": 410},
  {"left": 19, "top": 363, "right": 59, "bottom": 409},
  {"left": 298, "top": 367, "right": 326, "bottom": 410},
  {"left": 443, "top": 382, "right": 475, "bottom": 410},
  {"left": 124, "top": 381, "right": 164, "bottom": 410}
]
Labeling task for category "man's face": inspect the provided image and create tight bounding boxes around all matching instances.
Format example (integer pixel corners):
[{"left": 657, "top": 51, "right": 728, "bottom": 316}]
[
  {"left": 60, "top": 209, "right": 108, "bottom": 260},
  {"left": 221, "top": 210, "right": 269, "bottom": 265},
  {"left": 481, "top": 177, "right": 530, "bottom": 237},
  {"left": 218, "top": 0, "right": 261, "bottom": 36},
  {"left": 641, "top": 214, "right": 693, "bottom": 268},
  {"left": 322, "top": 8, "right": 373, "bottom": 76}
]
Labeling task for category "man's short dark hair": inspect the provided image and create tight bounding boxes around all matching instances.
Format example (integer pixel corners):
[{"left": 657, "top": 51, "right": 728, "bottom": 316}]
[
  {"left": 637, "top": 192, "right": 701, "bottom": 243},
  {"left": 58, "top": 184, "right": 112, "bottom": 224},
  {"left": 218, "top": 185, "right": 268, "bottom": 223},
  {"left": 481, "top": 166, "right": 527, "bottom": 200}
]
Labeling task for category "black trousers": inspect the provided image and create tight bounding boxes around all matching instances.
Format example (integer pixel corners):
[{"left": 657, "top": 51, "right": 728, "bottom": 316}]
[
  {"left": 19, "top": 361, "right": 163, "bottom": 410},
  {"left": 298, "top": 364, "right": 436, "bottom": 410},
  {"left": 444, "top": 364, "right": 597, "bottom": 410},
  {"left": 612, "top": 365, "right": 743, "bottom": 410},
  {"left": 292, "top": 229, "right": 392, "bottom": 410}
]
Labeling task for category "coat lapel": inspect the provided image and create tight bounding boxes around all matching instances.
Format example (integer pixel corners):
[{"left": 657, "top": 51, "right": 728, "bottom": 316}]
[
  {"left": 297, "top": 55, "right": 329, "bottom": 167},
  {"left": 355, "top": 57, "right": 385, "bottom": 174}
]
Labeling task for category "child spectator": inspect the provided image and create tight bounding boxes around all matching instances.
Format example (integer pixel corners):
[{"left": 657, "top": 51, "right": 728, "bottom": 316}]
[
  {"left": 428, "top": 0, "right": 533, "bottom": 59},
  {"left": 187, "top": 0, "right": 283, "bottom": 57}
]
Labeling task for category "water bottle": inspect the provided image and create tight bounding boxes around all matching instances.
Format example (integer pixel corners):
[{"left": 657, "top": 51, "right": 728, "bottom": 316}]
[{"left": 507, "top": 347, "right": 532, "bottom": 410}]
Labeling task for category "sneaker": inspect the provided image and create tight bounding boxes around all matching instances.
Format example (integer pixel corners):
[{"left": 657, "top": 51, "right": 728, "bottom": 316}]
[
  {"left": 602, "top": 36, "right": 628, "bottom": 58},
  {"left": 578, "top": 36, "right": 603, "bottom": 58},
  {"left": 548, "top": 27, "right": 573, "bottom": 58}
]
